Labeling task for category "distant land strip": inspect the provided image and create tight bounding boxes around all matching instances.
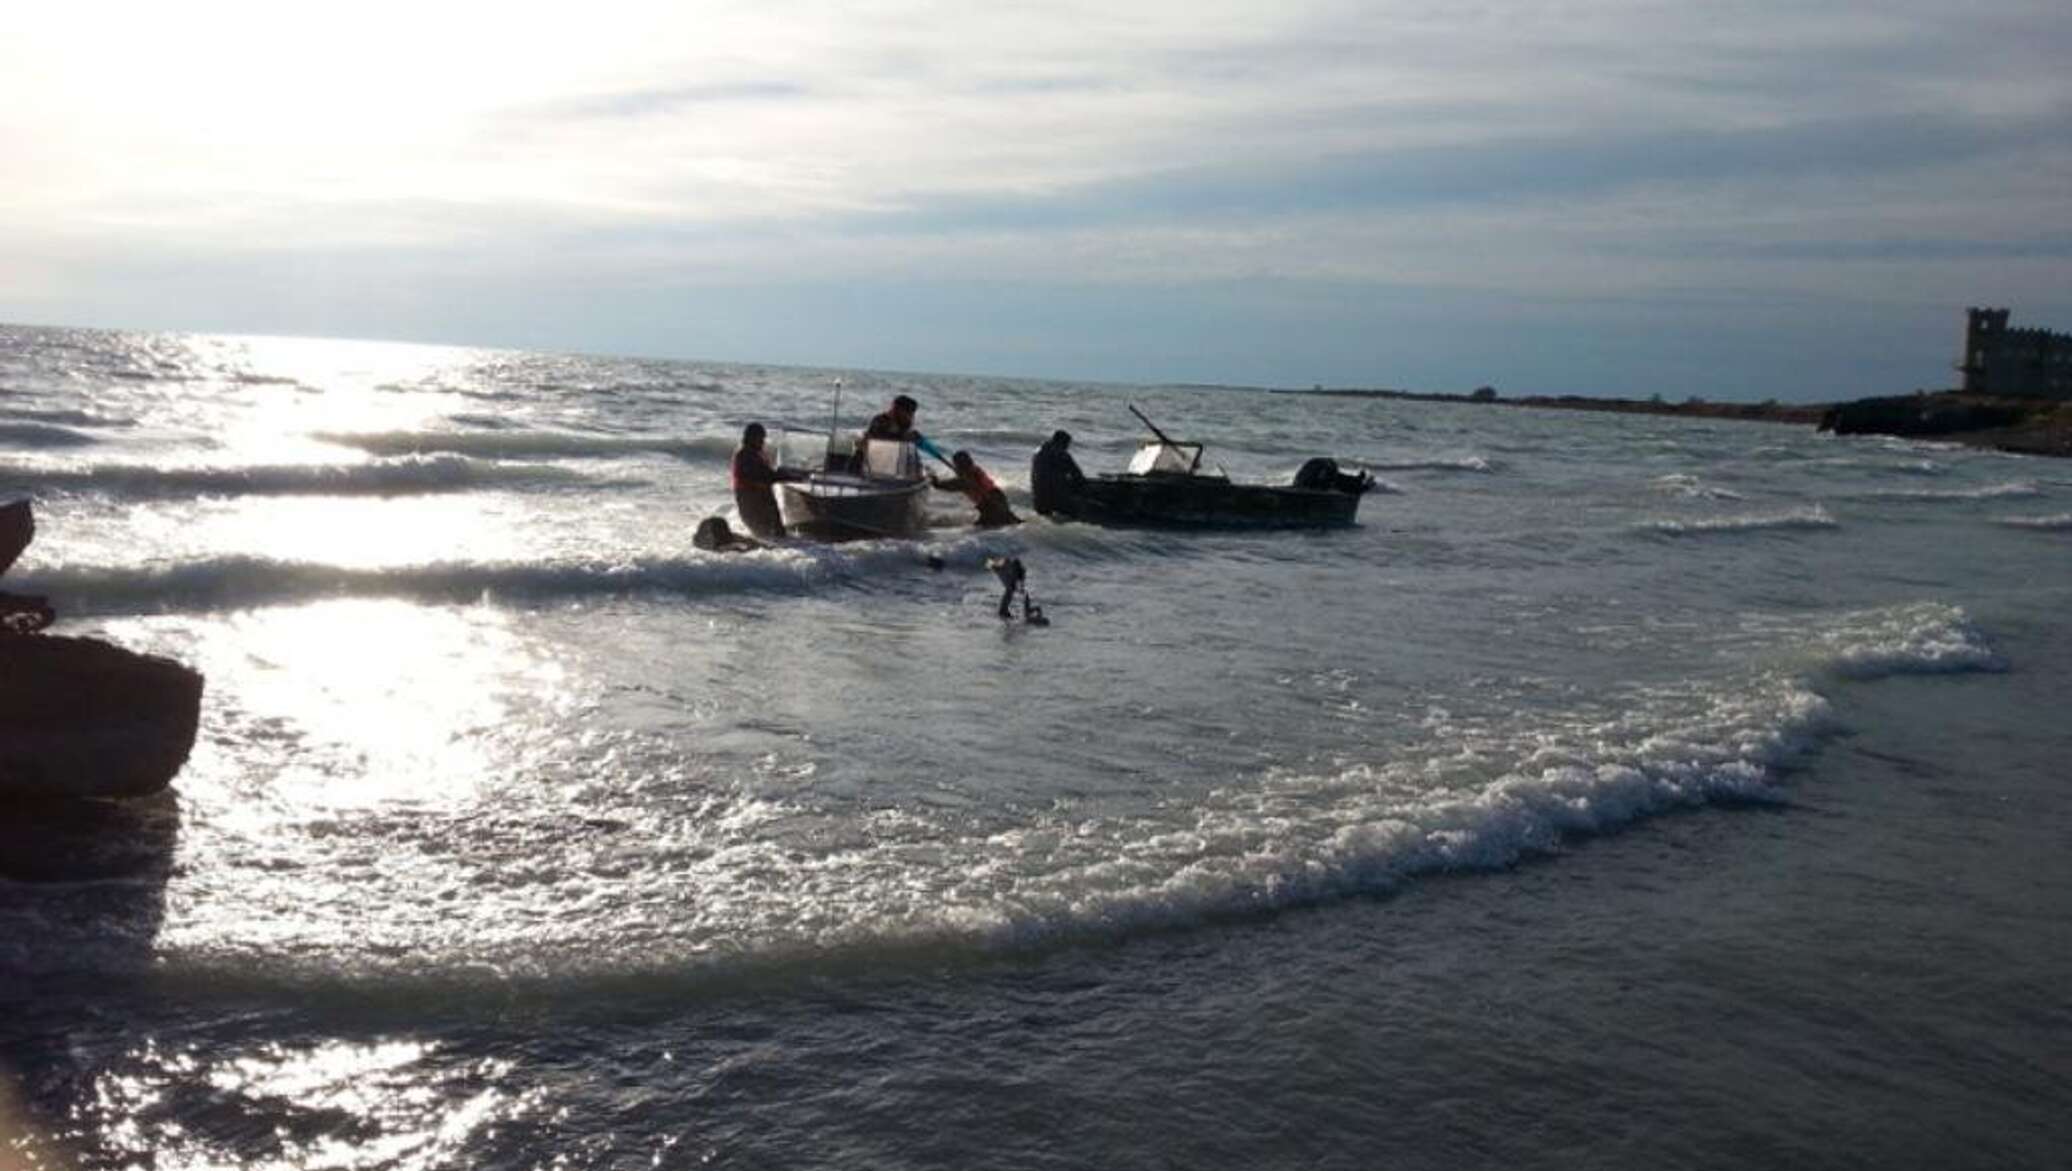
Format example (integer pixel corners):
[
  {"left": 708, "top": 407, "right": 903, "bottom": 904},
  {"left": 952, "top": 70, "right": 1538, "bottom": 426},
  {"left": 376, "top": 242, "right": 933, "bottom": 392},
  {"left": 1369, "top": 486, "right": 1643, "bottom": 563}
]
[{"left": 1264, "top": 385, "right": 2071, "bottom": 457}]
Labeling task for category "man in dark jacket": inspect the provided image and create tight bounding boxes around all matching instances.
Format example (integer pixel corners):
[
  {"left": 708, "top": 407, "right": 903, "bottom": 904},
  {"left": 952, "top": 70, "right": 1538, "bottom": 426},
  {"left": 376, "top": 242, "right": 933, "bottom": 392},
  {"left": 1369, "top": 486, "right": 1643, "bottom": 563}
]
[
  {"left": 864, "top": 394, "right": 919, "bottom": 442},
  {"left": 730, "top": 423, "right": 806, "bottom": 538},
  {"left": 851, "top": 394, "right": 920, "bottom": 473},
  {"left": 1030, "top": 430, "right": 1086, "bottom": 517}
]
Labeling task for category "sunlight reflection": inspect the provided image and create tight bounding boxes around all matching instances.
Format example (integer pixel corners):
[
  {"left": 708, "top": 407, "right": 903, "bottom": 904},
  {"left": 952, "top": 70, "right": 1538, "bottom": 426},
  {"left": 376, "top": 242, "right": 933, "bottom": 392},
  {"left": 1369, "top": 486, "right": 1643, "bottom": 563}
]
[
  {"left": 185, "top": 496, "right": 537, "bottom": 569},
  {"left": 184, "top": 334, "right": 497, "bottom": 464},
  {"left": 203, "top": 599, "right": 568, "bottom": 809},
  {"left": 91, "top": 1039, "right": 528, "bottom": 1171}
]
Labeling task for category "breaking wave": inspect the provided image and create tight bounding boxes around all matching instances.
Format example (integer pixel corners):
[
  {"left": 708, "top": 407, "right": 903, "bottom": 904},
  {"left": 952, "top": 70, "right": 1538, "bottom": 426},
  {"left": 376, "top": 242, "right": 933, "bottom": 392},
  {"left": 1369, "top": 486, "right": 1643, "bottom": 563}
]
[
  {"left": 1867, "top": 481, "right": 2040, "bottom": 502},
  {"left": 41, "top": 599, "right": 2002, "bottom": 992},
  {"left": 0, "top": 456, "right": 602, "bottom": 499},
  {"left": 1635, "top": 505, "right": 1836, "bottom": 535},
  {"left": 1994, "top": 512, "right": 2072, "bottom": 530},
  {"left": 314, "top": 429, "right": 732, "bottom": 462},
  {"left": 0, "top": 422, "right": 98, "bottom": 448},
  {"left": 1807, "top": 601, "right": 2006, "bottom": 679},
  {"left": 0, "top": 407, "right": 136, "bottom": 429},
  {"left": 1363, "top": 455, "right": 1494, "bottom": 473},
  {"left": 1652, "top": 473, "right": 1746, "bottom": 501},
  {"left": 18, "top": 532, "right": 1051, "bottom": 616}
]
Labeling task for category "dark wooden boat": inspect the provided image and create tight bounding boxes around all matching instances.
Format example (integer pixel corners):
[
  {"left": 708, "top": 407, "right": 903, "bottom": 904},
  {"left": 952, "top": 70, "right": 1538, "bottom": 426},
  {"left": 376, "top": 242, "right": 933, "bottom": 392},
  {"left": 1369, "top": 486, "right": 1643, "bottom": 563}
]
[{"left": 1064, "top": 408, "right": 1372, "bottom": 529}]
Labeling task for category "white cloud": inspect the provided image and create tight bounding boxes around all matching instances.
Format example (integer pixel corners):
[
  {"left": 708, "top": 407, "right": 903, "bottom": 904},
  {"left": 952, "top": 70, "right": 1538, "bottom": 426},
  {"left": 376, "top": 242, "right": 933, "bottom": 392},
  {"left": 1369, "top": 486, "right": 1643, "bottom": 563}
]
[{"left": 2, "top": 1, "right": 2067, "bottom": 391}]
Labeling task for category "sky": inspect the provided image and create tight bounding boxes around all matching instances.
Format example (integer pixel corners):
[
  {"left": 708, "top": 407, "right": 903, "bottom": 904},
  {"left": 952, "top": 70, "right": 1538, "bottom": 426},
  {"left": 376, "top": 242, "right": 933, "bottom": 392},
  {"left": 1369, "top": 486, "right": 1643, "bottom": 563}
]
[{"left": 2, "top": 0, "right": 2068, "bottom": 400}]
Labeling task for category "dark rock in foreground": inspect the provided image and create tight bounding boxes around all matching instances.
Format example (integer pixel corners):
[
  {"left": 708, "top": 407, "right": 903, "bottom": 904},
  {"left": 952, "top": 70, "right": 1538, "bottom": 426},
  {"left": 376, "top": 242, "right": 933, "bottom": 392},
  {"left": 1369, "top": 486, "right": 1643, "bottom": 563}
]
[
  {"left": 0, "top": 789, "right": 181, "bottom": 882},
  {"left": 1, "top": 635, "right": 205, "bottom": 800}
]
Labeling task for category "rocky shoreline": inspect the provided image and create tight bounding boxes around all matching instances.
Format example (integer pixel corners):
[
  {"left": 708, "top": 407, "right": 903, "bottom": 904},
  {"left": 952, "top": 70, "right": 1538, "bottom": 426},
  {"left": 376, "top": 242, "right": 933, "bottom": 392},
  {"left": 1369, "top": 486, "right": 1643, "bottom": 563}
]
[{"left": 1816, "top": 392, "right": 2072, "bottom": 458}]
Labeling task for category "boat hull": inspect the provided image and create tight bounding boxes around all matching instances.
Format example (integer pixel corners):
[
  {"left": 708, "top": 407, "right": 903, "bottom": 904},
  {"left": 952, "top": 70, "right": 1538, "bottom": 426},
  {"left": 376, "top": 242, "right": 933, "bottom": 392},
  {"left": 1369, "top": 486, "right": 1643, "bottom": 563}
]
[
  {"left": 1068, "top": 474, "right": 1363, "bottom": 529},
  {"left": 779, "top": 475, "right": 930, "bottom": 541}
]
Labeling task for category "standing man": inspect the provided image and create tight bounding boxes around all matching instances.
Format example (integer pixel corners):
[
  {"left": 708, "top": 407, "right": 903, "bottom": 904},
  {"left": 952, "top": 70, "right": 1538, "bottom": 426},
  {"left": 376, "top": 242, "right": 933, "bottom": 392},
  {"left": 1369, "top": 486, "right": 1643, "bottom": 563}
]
[
  {"left": 730, "top": 422, "right": 806, "bottom": 539},
  {"left": 865, "top": 394, "right": 919, "bottom": 442},
  {"left": 855, "top": 394, "right": 923, "bottom": 474},
  {"left": 1030, "top": 430, "right": 1086, "bottom": 517}
]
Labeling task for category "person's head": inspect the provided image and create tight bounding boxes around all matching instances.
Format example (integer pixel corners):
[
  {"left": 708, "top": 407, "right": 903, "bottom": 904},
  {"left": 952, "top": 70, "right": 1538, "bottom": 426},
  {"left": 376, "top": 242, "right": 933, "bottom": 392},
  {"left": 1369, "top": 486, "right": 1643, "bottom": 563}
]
[
  {"left": 891, "top": 395, "right": 918, "bottom": 425},
  {"left": 952, "top": 450, "right": 975, "bottom": 471},
  {"left": 1049, "top": 430, "right": 1072, "bottom": 450},
  {"left": 741, "top": 422, "right": 766, "bottom": 450}
]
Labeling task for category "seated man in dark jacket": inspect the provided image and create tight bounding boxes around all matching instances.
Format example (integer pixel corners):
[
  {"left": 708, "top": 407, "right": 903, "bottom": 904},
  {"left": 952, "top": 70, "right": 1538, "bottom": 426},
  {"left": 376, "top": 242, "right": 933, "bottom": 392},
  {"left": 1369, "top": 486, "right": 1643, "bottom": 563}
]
[{"left": 1030, "top": 430, "right": 1087, "bottom": 517}]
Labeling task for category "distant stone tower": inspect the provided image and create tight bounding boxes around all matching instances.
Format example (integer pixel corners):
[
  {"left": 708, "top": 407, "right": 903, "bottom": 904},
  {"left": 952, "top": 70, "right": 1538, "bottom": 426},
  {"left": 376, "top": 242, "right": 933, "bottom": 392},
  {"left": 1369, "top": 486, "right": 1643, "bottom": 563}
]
[{"left": 1958, "top": 307, "right": 2071, "bottom": 399}]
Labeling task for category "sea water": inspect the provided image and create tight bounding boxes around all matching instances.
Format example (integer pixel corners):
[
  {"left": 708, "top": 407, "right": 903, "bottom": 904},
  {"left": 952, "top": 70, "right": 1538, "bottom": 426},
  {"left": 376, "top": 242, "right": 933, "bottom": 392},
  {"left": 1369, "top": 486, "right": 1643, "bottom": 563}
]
[{"left": 0, "top": 323, "right": 2066, "bottom": 1169}]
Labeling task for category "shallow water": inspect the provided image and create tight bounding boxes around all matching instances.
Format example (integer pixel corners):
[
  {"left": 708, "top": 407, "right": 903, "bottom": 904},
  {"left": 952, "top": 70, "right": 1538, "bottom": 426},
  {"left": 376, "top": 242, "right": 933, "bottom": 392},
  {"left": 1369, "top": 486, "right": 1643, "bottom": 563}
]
[{"left": 2, "top": 324, "right": 2067, "bottom": 1168}]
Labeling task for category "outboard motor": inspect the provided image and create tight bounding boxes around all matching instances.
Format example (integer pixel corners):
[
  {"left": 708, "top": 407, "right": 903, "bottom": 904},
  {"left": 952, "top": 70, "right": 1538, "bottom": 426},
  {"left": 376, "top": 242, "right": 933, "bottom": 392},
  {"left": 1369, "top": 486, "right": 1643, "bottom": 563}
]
[{"left": 1293, "top": 458, "right": 1373, "bottom": 495}]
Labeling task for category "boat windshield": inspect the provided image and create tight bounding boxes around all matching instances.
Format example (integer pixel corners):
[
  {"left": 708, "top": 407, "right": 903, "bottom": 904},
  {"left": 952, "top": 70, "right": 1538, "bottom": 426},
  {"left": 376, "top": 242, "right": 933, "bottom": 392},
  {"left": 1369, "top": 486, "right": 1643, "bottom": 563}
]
[
  {"left": 1127, "top": 440, "right": 1202, "bottom": 475},
  {"left": 859, "top": 438, "right": 922, "bottom": 481},
  {"left": 774, "top": 428, "right": 858, "bottom": 473}
]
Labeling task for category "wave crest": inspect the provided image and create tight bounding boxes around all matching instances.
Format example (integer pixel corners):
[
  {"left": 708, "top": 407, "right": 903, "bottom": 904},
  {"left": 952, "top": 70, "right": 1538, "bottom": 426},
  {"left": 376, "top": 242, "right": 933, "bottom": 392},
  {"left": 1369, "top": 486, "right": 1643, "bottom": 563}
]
[
  {"left": 1364, "top": 455, "right": 1493, "bottom": 473},
  {"left": 1, "top": 455, "right": 601, "bottom": 499},
  {"left": 17, "top": 531, "right": 1048, "bottom": 615},
  {"left": 1869, "top": 481, "right": 2040, "bottom": 502},
  {"left": 1995, "top": 512, "right": 2072, "bottom": 530},
  {"left": 1637, "top": 505, "right": 1836, "bottom": 535},
  {"left": 314, "top": 429, "right": 732, "bottom": 462},
  {"left": 0, "top": 422, "right": 98, "bottom": 448},
  {"left": 1811, "top": 601, "right": 2006, "bottom": 679}
]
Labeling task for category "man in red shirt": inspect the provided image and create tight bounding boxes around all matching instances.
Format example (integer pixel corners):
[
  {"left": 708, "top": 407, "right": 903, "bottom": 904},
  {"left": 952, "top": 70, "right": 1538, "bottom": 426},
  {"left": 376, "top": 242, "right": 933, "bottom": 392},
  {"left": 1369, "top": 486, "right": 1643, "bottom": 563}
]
[{"left": 931, "top": 450, "right": 1021, "bottom": 528}]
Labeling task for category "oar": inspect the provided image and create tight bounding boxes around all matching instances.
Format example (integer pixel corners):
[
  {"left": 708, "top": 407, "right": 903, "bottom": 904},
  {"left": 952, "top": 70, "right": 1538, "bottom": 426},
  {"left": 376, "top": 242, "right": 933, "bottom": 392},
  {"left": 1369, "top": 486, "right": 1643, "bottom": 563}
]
[
  {"left": 1127, "top": 403, "right": 1202, "bottom": 472},
  {"left": 915, "top": 433, "right": 955, "bottom": 470},
  {"left": 1127, "top": 403, "right": 1179, "bottom": 447}
]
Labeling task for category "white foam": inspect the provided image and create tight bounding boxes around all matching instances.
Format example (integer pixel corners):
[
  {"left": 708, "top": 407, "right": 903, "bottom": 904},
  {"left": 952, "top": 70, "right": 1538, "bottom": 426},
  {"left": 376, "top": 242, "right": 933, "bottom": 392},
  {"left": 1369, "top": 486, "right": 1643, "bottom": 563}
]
[
  {"left": 1364, "top": 455, "right": 1493, "bottom": 473},
  {"left": 56, "top": 603, "right": 2007, "bottom": 984},
  {"left": 1637, "top": 505, "right": 1836, "bottom": 535},
  {"left": 859, "top": 670, "right": 1835, "bottom": 957},
  {"left": 1870, "top": 481, "right": 2041, "bottom": 502},
  {"left": 1652, "top": 473, "right": 1747, "bottom": 501},
  {"left": 1995, "top": 512, "right": 2072, "bottom": 530},
  {"left": 1807, "top": 601, "right": 2006, "bottom": 679}
]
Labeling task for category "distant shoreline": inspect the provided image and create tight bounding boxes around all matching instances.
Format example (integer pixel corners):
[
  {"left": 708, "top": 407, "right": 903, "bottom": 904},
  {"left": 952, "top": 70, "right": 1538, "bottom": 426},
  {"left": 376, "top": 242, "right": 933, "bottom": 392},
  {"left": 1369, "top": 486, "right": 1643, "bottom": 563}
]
[
  {"left": 1268, "top": 386, "right": 2070, "bottom": 457},
  {"left": 1270, "top": 385, "right": 1828, "bottom": 425}
]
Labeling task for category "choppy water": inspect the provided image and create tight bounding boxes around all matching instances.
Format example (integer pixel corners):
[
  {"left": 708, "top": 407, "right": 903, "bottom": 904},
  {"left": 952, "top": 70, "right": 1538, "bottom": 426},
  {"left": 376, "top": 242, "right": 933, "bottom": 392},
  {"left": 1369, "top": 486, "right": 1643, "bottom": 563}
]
[{"left": 2, "top": 323, "right": 2068, "bottom": 1168}]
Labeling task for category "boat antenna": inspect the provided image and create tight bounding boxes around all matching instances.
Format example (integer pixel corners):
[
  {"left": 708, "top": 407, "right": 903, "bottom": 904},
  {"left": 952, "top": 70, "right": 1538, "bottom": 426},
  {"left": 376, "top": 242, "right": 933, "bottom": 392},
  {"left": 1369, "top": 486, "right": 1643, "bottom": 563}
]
[
  {"left": 1128, "top": 403, "right": 1201, "bottom": 473},
  {"left": 828, "top": 378, "right": 846, "bottom": 446}
]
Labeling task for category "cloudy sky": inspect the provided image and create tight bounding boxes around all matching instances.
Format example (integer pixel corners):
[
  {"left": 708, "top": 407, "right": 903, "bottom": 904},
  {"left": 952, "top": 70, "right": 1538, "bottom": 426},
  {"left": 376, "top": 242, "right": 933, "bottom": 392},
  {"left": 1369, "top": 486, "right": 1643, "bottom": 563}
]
[{"left": 3, "top": 0, "right": 2067, "bottom": 398}]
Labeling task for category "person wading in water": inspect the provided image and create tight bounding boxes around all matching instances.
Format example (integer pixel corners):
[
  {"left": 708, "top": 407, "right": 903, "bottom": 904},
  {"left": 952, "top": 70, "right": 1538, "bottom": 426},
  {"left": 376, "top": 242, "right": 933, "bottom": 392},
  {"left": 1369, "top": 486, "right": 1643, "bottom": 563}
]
[
  {"left": 728, "top": 422, "right": 806, "bottom": 539},
  {"left": 931, "top": 451, "right": 1021, "bottom": 527}
]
